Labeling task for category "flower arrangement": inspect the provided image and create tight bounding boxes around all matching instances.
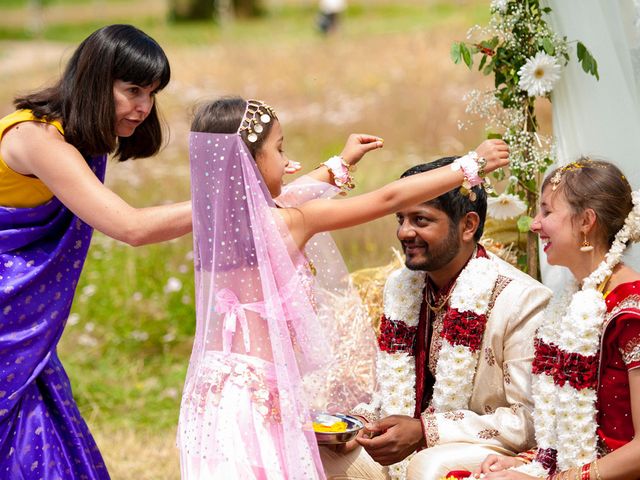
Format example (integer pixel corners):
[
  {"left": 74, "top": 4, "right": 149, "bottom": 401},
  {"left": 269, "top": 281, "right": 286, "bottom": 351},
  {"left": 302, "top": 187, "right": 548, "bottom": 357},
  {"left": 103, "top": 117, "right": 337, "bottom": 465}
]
[{"left": 452, "top": 0, "right": 599, "bottom": 278}]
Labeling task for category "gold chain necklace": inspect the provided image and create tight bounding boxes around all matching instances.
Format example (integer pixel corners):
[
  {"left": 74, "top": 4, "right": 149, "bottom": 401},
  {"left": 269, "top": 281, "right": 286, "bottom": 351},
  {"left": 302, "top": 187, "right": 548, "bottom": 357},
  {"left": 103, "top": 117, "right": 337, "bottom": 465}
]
[{"left": 426, "top": 285, "right": 455, "bottom": 313}]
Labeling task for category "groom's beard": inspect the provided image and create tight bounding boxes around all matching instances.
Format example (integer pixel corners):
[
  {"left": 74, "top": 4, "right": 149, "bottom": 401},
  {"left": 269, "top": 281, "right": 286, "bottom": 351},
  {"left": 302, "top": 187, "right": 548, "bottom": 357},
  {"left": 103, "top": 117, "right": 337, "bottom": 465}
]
[{"left": 402, "top": 225, "right": 460, "bottom": 272}]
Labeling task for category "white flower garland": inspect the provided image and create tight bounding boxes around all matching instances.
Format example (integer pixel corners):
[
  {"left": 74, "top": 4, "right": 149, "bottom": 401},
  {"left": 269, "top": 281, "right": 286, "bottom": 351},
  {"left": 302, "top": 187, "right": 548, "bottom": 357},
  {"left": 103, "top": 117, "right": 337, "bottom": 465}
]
[
  {"left": 432, "top": 257, "right": 498, "bottom": 411},
  {"left": 376, "top": 268, "right": 425, "bottom": 480},
  {"left": 514, "top": 190, "right": 640, "bottom": 476},
  {"left": 373, "top": 255, "right": 499, "bottom": 479}
]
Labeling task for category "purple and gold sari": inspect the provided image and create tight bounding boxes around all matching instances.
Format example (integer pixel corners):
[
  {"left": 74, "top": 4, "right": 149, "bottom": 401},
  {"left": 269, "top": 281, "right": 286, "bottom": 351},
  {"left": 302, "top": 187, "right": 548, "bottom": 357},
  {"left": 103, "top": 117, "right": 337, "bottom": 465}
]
[{"left": 0, "top": 155, "right": 109, "bottom": 479}]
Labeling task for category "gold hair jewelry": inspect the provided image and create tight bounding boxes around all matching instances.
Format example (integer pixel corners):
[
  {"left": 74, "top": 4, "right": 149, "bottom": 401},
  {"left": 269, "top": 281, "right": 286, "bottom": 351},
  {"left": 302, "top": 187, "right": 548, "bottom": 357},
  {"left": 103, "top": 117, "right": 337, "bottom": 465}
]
[
  {"left": 550, "top": 160, "right": 608, "bottom": 191},
  {"left": 550, "top": 162, "right": 585, "bottom": 191},
  {"left": 238, "top": 99, "right": 278, "bottom": 143},
  {"left": 550, "top": 169, "right": 563, "bottom": 191}
]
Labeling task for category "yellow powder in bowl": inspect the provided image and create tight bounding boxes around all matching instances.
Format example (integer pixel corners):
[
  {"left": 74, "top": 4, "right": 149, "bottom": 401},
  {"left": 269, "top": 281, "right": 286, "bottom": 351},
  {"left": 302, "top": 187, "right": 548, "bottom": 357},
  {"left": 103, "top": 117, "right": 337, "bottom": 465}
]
[{"left": 312, "top": 421, "right": 348, "bottom": 433}]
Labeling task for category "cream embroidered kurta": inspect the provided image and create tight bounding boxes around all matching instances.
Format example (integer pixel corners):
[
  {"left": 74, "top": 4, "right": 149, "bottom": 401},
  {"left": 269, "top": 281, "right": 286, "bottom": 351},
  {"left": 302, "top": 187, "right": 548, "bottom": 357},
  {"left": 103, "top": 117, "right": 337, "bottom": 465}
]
[
  {"left": 420, "top": 254, "right": 552, "bottom": 453},
  {"left": 352, "top": 253, "right": 552, "bottom": 458}
]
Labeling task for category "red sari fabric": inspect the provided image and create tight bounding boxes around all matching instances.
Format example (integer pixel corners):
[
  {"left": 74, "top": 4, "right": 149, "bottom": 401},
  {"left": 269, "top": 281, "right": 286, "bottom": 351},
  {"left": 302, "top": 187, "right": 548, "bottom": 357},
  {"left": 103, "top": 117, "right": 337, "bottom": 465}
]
[{"left": 597, "top": 280, "right": 640, "bottom": 452}]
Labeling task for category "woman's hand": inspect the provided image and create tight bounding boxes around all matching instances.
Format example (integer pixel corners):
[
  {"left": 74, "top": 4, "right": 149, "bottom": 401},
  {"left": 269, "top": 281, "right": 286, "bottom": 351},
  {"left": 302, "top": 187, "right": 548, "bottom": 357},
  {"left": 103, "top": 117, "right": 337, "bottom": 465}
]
[
  {"left": 475, "top": 139, "right": 509, "bottom": 174},
  {"left": 475, "top": 455, "right": 525, "bottom": 475},
  {"left": 340, "top": 134, "right": 384, "bottom": 167}
]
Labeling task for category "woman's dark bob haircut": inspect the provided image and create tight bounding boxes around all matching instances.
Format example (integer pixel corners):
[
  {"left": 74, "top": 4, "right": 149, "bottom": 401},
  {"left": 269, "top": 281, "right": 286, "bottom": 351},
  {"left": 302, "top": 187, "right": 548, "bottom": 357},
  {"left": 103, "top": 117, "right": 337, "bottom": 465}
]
[{"left": 14, "top": 24, "right": 170, "bottom": 161}]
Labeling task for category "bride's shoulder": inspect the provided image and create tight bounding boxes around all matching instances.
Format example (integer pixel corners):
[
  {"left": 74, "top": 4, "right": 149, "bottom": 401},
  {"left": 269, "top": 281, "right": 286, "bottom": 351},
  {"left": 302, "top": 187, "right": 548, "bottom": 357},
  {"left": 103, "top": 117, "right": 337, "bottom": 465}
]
[{"left": 608, "top": 265, "right": 640, "bottom": 294}]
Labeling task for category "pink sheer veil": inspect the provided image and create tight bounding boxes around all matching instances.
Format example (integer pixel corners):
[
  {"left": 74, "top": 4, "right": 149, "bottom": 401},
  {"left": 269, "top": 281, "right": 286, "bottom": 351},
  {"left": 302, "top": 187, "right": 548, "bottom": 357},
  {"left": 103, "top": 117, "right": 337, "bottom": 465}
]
[
  {"left": 181, "top": 130, "right": 323, "bottom": 477},
  {"left": 275, "top": 176, "right": 376, "bottom": 412},
  {"left": 179, "top": 113, "right": 375, "bottom": 478}
]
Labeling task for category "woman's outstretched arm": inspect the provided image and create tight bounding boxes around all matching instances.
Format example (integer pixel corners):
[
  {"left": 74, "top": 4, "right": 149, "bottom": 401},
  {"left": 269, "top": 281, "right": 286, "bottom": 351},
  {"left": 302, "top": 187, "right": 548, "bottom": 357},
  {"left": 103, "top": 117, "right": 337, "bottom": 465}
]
[{"left": 1, "top": 120, "right": 192, "bottom": 246}]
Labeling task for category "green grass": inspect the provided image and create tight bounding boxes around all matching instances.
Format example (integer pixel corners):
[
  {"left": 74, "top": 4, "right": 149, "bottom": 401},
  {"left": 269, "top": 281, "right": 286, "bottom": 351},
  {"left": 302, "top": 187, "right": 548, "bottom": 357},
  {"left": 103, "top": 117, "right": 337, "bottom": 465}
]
[
  {"left": 0, "top": 1, "right": 489, "bottom": 44},
  {"left": 59, "top": 235, "right": 196, "bottom": 431}
]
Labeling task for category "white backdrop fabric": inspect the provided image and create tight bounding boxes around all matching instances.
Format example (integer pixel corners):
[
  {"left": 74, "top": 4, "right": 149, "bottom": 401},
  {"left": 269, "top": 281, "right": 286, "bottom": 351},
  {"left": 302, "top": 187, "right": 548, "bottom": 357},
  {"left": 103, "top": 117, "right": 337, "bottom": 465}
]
[{"left": 541, "top": 0, "right": 640, "bottom": 290}]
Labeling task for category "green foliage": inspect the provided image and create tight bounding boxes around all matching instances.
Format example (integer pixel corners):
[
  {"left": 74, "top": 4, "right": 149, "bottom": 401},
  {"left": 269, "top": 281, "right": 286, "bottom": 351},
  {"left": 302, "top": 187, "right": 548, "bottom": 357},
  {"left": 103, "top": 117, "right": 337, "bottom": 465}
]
[
  {"left": 577, "top": 41, "right": 600, "bottom": 80},
  {"left": 516, "top": 215, "right": 533, "bottom": 233},
  {"left": 451, "top": 0, "right": 599, "bottom": 277}
]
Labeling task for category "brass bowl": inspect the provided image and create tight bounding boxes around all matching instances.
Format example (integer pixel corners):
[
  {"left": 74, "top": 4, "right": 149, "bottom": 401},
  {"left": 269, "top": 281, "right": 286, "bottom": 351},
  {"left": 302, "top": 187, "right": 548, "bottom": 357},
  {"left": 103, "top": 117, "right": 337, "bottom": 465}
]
[{"left": 313, "top": 413, "right": 364, "bottom": 445}]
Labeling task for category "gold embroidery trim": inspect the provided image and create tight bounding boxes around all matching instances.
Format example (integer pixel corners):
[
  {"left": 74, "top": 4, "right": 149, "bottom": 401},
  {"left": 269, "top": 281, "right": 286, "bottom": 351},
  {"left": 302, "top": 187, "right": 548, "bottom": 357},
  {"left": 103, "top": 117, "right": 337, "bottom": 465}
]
[
  {"left": 621, "top": 333, "right": 640, "bottom": 366},
  {"left": 421, "top": 409, "right": 440, "bottom": 447}
]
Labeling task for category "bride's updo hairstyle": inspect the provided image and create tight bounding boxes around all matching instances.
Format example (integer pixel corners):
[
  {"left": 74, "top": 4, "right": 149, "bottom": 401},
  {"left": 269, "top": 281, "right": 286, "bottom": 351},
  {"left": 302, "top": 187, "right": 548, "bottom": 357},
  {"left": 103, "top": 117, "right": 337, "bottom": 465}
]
[
  {"left": 191, "top": 96, "right": 276, "bottom": 159},
  {"left": 542, "top": 158, "right": 633, "bottom": 247}
]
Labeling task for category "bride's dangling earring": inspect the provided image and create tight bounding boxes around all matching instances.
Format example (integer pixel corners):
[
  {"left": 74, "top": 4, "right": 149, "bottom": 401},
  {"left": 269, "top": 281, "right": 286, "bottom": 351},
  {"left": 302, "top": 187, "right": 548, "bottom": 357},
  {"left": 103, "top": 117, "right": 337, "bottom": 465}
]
[{"left": 580, "top": 232, "right": 594, "bottom": 252}]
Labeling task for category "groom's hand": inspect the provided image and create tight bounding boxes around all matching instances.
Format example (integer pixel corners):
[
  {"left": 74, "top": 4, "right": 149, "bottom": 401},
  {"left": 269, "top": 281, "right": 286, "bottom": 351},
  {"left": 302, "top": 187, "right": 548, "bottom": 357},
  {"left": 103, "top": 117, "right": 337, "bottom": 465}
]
[
  {"left": 326, "top": 428, "right": 367, "bottom": 454},
  {"left": 355, "top": 415, "right": 425, "bottom": 466}
]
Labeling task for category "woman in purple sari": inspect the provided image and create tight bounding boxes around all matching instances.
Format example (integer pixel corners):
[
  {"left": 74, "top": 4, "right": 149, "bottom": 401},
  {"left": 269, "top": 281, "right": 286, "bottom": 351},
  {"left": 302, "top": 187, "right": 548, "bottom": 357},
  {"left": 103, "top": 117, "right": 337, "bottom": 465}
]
[{"left": 0, "top": 25, "right": 191, "bottom": 479}]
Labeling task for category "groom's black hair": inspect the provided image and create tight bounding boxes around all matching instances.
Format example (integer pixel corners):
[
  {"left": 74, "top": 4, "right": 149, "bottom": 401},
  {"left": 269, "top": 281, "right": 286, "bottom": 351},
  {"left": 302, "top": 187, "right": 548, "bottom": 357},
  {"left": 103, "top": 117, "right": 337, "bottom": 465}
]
[{"left": 400, "top": 157, "right": 487, "bottom": 242}]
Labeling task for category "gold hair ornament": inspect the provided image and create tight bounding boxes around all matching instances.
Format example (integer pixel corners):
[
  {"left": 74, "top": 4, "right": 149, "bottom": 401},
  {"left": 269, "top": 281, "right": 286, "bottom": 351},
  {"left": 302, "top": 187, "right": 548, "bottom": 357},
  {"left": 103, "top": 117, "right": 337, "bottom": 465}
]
[
  {"left": 237, "top": 99, "right": 278, "bottom": 143},
  {"left": 549, "top": 160, "right": 608, "bottom": 191}
]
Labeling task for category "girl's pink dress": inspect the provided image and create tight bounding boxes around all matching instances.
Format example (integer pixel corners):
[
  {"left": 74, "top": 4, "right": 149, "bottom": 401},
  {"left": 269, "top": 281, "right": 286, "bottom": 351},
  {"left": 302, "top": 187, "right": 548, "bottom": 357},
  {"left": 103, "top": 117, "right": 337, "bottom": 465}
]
[{"left": 178, "top": 132, "right": 375, "bottom": 479}]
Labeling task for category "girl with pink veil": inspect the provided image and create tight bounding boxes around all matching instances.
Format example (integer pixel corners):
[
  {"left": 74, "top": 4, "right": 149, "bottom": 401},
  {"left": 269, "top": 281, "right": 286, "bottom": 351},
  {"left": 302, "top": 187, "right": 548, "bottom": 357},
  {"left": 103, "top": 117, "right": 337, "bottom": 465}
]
[{"left": 178, "top": 96, "right": 509, "bottom": 479}]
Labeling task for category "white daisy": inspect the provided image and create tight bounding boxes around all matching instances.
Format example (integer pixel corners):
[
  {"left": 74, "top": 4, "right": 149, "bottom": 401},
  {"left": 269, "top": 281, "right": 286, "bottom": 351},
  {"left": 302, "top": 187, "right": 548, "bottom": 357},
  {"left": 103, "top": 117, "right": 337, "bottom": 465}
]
[
  {"left": 487, "top": 193, "right": 527, "bottom": 220},
  {"left": 518, "top": 51, "right": 563, "bottom": 97}
]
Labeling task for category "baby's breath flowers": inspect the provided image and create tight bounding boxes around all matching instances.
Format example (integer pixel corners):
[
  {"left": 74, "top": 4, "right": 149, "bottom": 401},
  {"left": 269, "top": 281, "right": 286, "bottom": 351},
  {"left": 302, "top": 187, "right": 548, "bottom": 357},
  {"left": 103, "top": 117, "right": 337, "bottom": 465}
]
[{"left": 451, "top": 0, "right": 598, "bottom": 276}]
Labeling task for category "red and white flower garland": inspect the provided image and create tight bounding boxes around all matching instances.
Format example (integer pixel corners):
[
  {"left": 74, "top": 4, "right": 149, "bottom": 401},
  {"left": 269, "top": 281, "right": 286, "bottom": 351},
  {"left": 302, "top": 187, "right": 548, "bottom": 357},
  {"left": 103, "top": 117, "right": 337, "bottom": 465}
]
[
  {"left": 358, "top": 255, "right": 499, "bottom": 479},
  {"left": 515, "top": 190, "right": 640, "bottom": 477},
  {"left": 432, "top": 257, "right": 498, "bottom": 411}
]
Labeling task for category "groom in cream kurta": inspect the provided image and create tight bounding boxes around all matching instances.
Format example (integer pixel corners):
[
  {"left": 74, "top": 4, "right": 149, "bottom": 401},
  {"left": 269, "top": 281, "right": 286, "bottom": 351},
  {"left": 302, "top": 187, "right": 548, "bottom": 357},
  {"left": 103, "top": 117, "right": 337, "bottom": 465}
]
[{"left": 321, "top": 159, "right": 551, "bottom": 480}]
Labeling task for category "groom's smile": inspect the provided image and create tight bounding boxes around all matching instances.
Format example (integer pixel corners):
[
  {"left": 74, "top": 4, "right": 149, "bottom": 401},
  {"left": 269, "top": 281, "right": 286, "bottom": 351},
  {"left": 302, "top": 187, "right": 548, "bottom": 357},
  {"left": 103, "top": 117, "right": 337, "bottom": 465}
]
[{"left": 396, "top": 203, "right": 461, "bottom": 272}]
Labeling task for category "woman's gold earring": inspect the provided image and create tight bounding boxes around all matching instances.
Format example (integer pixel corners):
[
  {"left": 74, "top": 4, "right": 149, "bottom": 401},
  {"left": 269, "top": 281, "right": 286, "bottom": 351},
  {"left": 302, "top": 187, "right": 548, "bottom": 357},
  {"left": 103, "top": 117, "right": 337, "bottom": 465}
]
[{"left": 580, "top": 233, "right": 594, "bottom": 252}]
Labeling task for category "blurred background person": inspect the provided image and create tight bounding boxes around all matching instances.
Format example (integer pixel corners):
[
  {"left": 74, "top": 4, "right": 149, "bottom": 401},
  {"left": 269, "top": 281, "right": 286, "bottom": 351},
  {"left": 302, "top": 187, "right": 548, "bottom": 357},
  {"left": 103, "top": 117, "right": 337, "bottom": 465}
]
[{"left": 317, "top": 0, "right": 346, "bottom": 34}]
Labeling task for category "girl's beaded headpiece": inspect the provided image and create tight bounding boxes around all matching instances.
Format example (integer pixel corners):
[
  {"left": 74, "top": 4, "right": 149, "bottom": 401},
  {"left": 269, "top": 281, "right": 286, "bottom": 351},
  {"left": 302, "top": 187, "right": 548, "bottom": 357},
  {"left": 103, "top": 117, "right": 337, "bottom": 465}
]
[{"left": 237, "top": 99, "right": 278, "bottom": 143}]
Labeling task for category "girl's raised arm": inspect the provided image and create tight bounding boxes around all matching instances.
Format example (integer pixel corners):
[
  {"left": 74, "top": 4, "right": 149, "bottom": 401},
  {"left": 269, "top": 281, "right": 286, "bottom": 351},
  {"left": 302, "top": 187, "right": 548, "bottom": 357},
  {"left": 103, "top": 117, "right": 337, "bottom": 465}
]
[{"left": 281, "top": 139, "right": 508, "bottom": 248}]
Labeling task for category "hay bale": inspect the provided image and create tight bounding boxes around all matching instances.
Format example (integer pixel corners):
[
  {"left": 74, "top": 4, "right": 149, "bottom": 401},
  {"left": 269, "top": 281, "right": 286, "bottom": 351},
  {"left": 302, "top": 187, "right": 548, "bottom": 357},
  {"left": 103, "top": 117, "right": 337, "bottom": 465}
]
[{"left": 349, "top": 249, "right": 403, "bottom": 335}]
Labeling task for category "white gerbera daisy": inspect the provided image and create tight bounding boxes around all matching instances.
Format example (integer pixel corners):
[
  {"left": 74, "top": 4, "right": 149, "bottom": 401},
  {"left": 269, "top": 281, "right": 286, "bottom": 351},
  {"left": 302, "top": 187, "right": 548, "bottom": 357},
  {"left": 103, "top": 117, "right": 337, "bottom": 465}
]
[
  {"left": 487, "top": 193, "right": 527, "bottom": 220},
  {"left": 518, "top": 51, "right": 562, "bottom": 97}
]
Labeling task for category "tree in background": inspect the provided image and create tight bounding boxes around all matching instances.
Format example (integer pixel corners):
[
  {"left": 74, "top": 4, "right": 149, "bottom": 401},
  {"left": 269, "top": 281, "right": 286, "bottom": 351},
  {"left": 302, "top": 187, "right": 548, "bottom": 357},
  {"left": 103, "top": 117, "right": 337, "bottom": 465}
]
[{"left": 169, "top": 0, "right": 264, "bottom": 21}]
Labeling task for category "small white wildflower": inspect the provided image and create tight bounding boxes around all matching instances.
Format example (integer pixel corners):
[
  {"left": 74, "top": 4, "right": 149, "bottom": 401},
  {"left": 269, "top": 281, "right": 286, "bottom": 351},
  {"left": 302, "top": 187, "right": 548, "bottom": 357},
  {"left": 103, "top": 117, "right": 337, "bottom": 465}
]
[
  {"left": 130, "top": 330, "right": 149, "bottom": 341},
  {"left": 162, "top": 331, "right": 176, "bottom": 343},
  {"left": 77, "top": 334, "right": 98, "bottom": 347},
  {"left": 67, "top": 313, "right": 80, "bottom": 326},
  {"left": 82, "top": 284, "right": 97, "bottom": 297},
  {"left": 164, "top": 277, "right": 182, "bottom": 293}
]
